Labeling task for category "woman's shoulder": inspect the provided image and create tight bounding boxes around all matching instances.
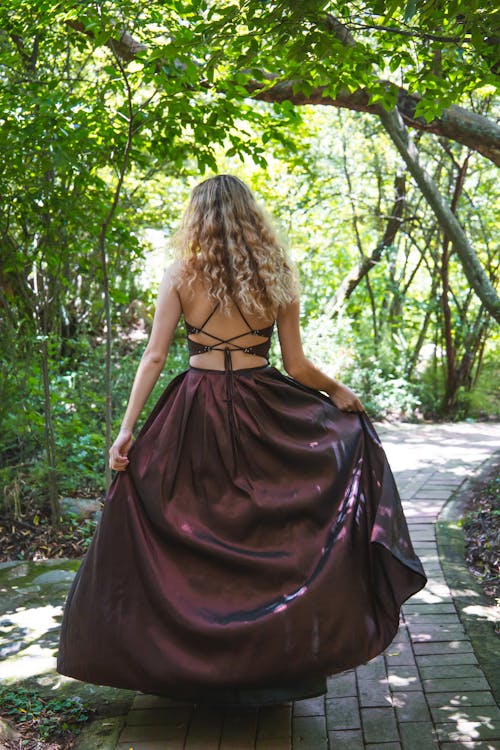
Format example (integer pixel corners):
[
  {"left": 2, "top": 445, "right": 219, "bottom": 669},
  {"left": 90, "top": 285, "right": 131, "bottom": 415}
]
[
  {"left": 162, "top": 259, "right": 206, "bottom": 302},
  {"left": 162, "top": 259, "right": 187, "bottom": 289}
]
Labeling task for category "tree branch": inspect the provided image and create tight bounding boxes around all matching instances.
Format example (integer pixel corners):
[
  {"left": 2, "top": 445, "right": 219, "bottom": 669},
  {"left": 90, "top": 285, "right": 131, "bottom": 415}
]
[
  {"left": 65, "top": 19, "right": 500, "bottom": 167},
  {"left": 324, "top": 173, "right": 406, "bottom": 318},
  {"left": 377, "top": 106, "right": 500, "bottom": 322},
  {"left": 251, "top": 82, "right": 500, "bottom": 167}
]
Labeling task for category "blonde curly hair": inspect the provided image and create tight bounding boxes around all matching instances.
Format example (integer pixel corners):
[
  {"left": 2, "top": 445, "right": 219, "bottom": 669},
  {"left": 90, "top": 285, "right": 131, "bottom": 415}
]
[{"left": 172, "top": 174, "right": 298, "bottom": 318}]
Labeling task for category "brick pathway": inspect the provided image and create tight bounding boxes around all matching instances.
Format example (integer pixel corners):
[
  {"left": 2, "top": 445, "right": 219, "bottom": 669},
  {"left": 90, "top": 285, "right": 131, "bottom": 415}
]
[{"left": 114, "top": 423, "right": 500, "bottom": 749}]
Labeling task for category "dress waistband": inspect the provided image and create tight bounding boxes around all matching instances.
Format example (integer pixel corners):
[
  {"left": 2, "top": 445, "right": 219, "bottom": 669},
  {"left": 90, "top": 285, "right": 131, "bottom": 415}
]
[{"left": 188, "top": 364, "right": 271, "bottom": 374}]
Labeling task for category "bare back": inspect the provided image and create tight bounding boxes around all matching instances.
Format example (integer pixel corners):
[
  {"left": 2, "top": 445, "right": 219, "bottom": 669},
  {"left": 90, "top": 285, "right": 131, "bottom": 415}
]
[{"left": 178, "top": 277, "right": 275, "bottom": 371}]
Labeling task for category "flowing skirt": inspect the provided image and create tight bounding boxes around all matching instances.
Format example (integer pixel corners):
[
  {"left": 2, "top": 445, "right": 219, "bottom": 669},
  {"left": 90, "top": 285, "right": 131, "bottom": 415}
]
[{"left": 57, "top": 365, "right": 426, "bottom": 698}]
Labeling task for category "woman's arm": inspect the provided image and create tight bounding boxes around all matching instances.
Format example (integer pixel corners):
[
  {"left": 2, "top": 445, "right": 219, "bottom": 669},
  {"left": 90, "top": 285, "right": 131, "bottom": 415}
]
[
  {"left": 277, "top": 299, "right": 364, "bottom": 412},
  {"left": 109, "top": 264, "right": 182, "bottom": 471}
]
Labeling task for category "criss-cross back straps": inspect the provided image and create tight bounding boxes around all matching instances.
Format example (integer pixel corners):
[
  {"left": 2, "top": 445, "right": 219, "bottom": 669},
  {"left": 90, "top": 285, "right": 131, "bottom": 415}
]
[
  {"left": 184, "top": 300, "right": 274, "bottom": 360},
  {"left": 185, "top": 299, "right": 274, "bottom": 469}
]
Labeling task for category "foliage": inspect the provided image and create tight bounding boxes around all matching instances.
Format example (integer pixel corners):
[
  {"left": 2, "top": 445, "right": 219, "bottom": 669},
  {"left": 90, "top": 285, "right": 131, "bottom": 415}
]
[
  {"left": 0, "top": 685, "right": 91, "bottom": 741},
  {"left": 0, "top": 2, "right": 498, "bottom": 520},
  {"left": 0, "top": 503, "right": 99, "bottom": 560},
  {"left": 198, "top": 0, "right": 499, "bottom": 116},
  {"left": 64, "top": 512, "right": 98, "bottom": 552}
]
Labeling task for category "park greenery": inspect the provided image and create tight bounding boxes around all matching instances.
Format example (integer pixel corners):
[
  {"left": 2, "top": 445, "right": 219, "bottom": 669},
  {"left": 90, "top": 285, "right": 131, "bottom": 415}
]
[{"left": 0, "top": 0, "right": 499, "bottom": 528}]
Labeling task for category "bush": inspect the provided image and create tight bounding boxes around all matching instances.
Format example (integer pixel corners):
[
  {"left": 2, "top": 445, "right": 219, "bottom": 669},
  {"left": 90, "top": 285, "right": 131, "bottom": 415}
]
[{"left": 0, "top": 685, "right": 91, "bottom": 741}]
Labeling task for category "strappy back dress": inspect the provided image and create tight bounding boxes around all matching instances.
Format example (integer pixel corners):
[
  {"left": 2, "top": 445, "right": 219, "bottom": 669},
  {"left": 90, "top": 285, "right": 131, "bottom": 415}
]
[{"left": 57, "top": 299, "right": 426, "bottom": 703}]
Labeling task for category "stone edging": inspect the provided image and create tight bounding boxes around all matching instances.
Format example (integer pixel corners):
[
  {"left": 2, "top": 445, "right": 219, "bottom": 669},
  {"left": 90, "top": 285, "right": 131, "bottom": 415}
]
[
  {"left": 72, "top": 714, "right": 130, "bottom": 750},
  {"left": 435, "top": 449, "right": 500, "bottom": 705}
]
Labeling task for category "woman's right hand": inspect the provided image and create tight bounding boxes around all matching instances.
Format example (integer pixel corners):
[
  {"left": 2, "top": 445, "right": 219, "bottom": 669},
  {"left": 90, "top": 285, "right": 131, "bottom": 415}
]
[
  {"left": 328, "top": 382, "right": 365, "bottom": 413},
  {"left": 109, "top": 428, "right": 133, "bottom": 471}
]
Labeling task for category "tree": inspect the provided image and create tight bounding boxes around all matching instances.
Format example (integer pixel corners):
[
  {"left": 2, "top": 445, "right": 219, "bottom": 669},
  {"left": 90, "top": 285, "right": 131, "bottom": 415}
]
[
  {"left": 63, "top": 0, "right": 500, "bottom": 319},
  {"left": 1, "top": 1, "right": 498, "bottom": 524}
]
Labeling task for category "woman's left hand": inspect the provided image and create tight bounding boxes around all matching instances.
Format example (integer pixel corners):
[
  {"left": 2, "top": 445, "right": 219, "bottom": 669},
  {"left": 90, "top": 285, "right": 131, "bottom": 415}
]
[
  {"left": 109, "top": 428, "right": 133, "bottom": 471},
  {"left": 328, "top": 383, "right": 365, "bottom": 413}
]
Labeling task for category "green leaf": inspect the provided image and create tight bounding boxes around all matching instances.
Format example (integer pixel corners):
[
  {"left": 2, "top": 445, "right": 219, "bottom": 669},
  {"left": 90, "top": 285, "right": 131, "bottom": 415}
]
[{"left": 403, "top": 0, "right": 418, "bottom": 22}]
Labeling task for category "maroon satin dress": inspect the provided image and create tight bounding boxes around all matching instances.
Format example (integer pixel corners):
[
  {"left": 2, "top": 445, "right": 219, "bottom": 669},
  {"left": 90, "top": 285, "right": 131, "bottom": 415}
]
[{"left": 57, "top": 302, "right": 427, "bottom": 703}]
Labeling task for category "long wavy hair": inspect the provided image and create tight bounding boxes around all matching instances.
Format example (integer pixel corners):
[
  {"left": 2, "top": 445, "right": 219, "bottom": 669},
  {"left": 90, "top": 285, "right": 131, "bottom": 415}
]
[{"left": 172, "top": 174, "right": 298, "bottom": 318}]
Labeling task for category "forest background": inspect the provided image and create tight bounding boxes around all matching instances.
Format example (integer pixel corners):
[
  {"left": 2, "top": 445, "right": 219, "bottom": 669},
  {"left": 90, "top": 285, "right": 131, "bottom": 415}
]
[{"left": 1, "top": 0, "right": 499, "bottom": 527}]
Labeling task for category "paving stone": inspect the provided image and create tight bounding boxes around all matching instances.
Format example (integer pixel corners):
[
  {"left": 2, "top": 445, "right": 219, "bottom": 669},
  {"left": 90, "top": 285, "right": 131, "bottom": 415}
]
[
  {"left": 412, "top": 544, "right": 439, "bottom": 553},
  {"left": 413, "top": 640, "right": 473, "bottom": 655},
  {"left": 356, "top": 655, "right": 387, "bottom": 680},
  {"left": 423, "top": 676, "right": 491, "bottom": 692},
  {"left": 425, "top": 476, "right": 461, "bottom": 483},
  {"left": 293, "top": 696, "right": 325, "bottom": 716},
  {"left": 403, "top": 613, "right": 463, "bottom": 625},
  {"left": 255, "top": 740, "right": 291, "bottom": 750},
  {"left": 220, "top": 708, "right": 258, "bottom": 749},
  {"left": 440, "top": 743, "right": 500, "bottom": 749},
  {"left": 365, "top": 744, "right": 401, "bottom": 750},
  {"left": 390, "top": 625, "right": 410, "bottom": 643},
  {"left": 360, "top": 707, "right": 398, "bottom": 743},
  {"left": 327, "top": 729, "right": 364, "bottom": 749},
  {"left": 408, "top": 530, "right": 436, "bottom": 541},
  {"left": 399, "top": 721, "right": 438, "bottom": 749},
  {"left": 425, "top": 692, "right": 497, "bottom": 708},
  {"left": 430, "top": 704, "right": 500, "bottom": 725},
  {"left": 292, "top": 715, "right": 327, "bottom": 746},
  {"left": 391, "top": 690, "right": 431, "bottom": 722},
  {"left": 119, "top": 722, "right": 188, "bottom": 742},
  {"left": 412, "top": 583, "right": 452, "bottom": 601},
  {"left": 183, "top": 706, "right": 224, "bottom": 747},
  {"left": 327, "top": 671, "right": 357, "bottom": 697},
  {"left": 435, "top": 721, "right": 500, "bottom": 742},
  {"left": 132, "top": 693, "right": 187, "bottom": 709},
  {"left": 402, "top": 602, "right": 456, "bottom": 614},
  {"left": 416, "top": 570, "right": 449, "bottom": 599},
  {"left": 125, "top": 706, "right": 192, "bottom": 725},
  {"left": 411, "top": 508, "right": 441, "bottom": 520},
  {"left": 404, "top": 514, "right": 441, "bottom": 522},
  {"left": 257, "top": 705, "right": 292, "bottom": 739},
  {"left": 412, "top": 559, "right": 441, "bottom": 572},
  {"left": 325, "top": 696, "right": 361, "bottom": 730},
  {"left": 411, "top": 566, "right": 442, "bottom": 577},
  {"left": 409, "top": 625, "right": 466, "bottom": 642},
  {"left": 384, "top": 641, "right": 417, "bottom": 667},
  {"left": 415, "top": 651, "right": 478, "bottom": 667},
  {"left": 407, "top": 522, "right": 436, "bottom": 531},
  {"left": 386, "top": 665, "right": 422, "bottom": 691},
  {"left": 414, "top": 489, "right": 452, "bottom": 498},
  {"left": 413, "top": 544, "right": 444, "bottom": 560},
  {"left": 421, "top": 658, "right": 483, "bottom": 680},
  {"left": 358, "top": 679, "right": 392, "bottom": 707},
  {"left": 117, "top": 743, "right": 183, "bottom": 750},
  {"left": 413, "top": 559, "right": 442, "bottom": 570},
  {"left": 420, "top": 663, "right": 485, "bottom": 679}
]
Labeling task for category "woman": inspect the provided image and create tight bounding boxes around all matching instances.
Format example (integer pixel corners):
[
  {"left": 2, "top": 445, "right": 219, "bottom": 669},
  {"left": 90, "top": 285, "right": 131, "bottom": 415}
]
[{"left": 57, "top": 174, "right": 426, "bottom": 703}]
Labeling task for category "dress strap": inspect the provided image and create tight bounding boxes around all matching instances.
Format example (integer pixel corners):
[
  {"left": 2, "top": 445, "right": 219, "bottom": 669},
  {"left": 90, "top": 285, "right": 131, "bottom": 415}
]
[
  {"left": 198, "top": 302, "right": 220, "bottom": 330},
  {"left": 232, "top": 298, "right": 253, "bottom": 331}
]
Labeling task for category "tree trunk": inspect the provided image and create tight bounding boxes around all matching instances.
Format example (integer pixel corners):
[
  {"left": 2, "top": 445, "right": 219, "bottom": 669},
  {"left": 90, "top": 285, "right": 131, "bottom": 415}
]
[
  {"left": 33, "top": 263, "right": 60, "bottom": 526},
  {"left": 324, "top": 172, "right": 406, "bottom": 317},
  {"left": 376, "top": 106, "right": 500, "bottom": 323},
  {"left": 40, "top": 334, "right": 60, "bottom": 526},
  {"left": 405, "top": 281, "right": 439, "bottom": 380},
  {"left": 99, "top": 56, "right": 136, "bottom": 489},
  {"left": 441, "top": 155, "right": 470, "bottom": 414}
]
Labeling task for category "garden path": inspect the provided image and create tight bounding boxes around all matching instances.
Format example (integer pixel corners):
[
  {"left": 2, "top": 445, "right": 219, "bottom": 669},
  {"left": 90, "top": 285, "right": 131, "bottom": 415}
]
[{"left": 114, "top": 422, "right": 500, "bottom": 750}]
